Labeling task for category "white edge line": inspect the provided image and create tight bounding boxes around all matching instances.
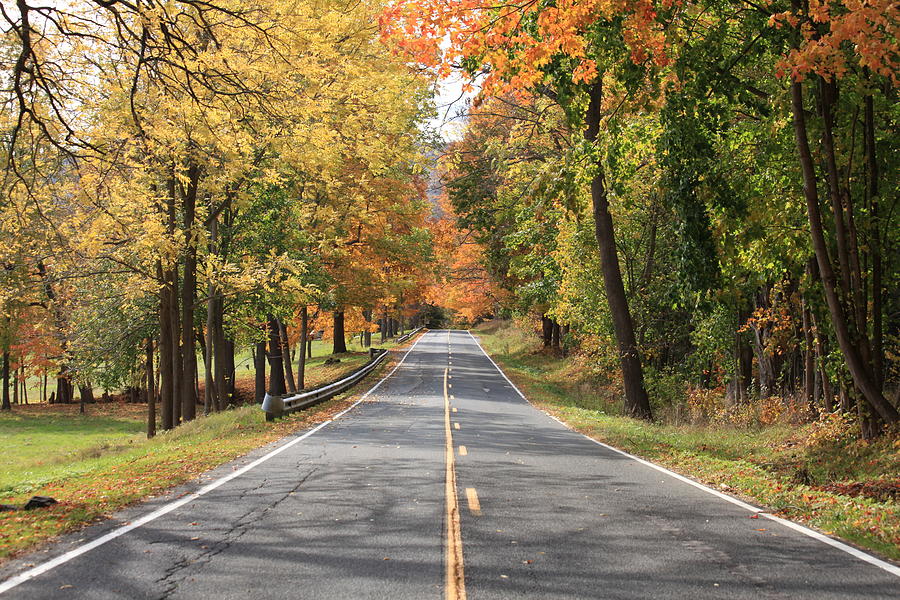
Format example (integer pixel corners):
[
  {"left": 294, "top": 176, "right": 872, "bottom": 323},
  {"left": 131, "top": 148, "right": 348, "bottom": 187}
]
[
  {"left": 465, "top": 329, "right": 900, "bottom": 578},
  {"left": 0, "top": 331, "right": 429, "bottom": 595}
]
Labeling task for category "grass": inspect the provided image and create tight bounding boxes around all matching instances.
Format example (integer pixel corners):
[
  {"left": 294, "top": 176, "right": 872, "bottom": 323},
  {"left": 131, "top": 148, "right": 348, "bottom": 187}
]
[
  {"left": 472, "top": 319, "right": 900, "bottom": 561},
  {"left": 0, "top": 333, "right": 418, "bottom": 562}
]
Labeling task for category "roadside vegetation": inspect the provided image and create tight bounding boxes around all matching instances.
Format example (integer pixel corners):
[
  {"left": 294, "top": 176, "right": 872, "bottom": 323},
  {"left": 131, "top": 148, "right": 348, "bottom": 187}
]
[
  {"left": 475, "top": 320, "right": 900, "bottom": 561},
  {"left": 0, "top": 351, "right": 398, "bottom": 562}
]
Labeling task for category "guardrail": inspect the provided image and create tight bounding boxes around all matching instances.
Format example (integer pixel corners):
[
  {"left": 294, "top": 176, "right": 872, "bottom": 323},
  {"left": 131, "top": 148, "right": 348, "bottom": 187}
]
[
  {"left": 261, "top": 348, "right": 388, "bottom": 421},
  {"left": 396, "top": 326, "right": 424, "bottom": 344}
]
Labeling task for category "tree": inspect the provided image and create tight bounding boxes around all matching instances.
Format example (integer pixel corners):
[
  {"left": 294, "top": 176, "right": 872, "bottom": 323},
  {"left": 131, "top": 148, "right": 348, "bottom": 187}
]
[{"left": 386, "top": 3, "right": 668, "bottom": 418}]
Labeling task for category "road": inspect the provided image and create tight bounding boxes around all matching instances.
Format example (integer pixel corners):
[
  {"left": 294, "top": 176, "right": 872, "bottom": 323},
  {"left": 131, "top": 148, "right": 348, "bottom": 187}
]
[{"left": 1, "top": 330, "right": 897, "bottom": 598}]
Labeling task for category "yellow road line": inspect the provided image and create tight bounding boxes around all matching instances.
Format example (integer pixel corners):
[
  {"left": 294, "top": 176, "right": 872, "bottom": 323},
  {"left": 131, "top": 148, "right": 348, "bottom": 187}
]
[
  {"left": 458, "top": 445, "right": 467, "bottom": 456},
  {"left": 465, "top": 488, "right": 481, "bottom": 516},
  {"left": 452, "top": 407, "right": 458, "bottom": 413},
  {"left": 454, "top": 422, "right": 460, "bottom": 430},
  {"left": 444, "top": 367, "right": 466, "bottom": 600}
]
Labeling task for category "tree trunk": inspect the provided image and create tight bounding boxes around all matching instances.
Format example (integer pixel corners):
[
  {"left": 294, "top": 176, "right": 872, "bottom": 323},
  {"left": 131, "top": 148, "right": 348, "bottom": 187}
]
[
  {"left": 180, "top": 163, "right": 200, "bottom": 422},
  {"left": 267, "top": 317, "right": 287, "bottom": 396},
  {"left": 551, "top": 320, "right": 561, "bottom": 350},
  {"left": 1, "top": 350, "right": 9, "bottom": 411},
  {"left": 146, "top": 338, "right": 156, "bottom": 438},
  {"left": 363, "top": 309, "right": 372, "bottom": 347},
  {"left": 158, "top": 261, "right": 176, "bottom": 430},
  {"left": 211, "top": 294, "right": 226, "bottom": 410},
  {"left": 333, "top": 311, "right": 347, "bottom": 354},
  {"left": 171, "top": 265, "right": 182, "bottom": 426},
  {"left": 224, "top": 338, "right": 236, "bottom": 401},
  {"left": 584, "top": 79, "right": 652, "bottom": 421},
  {"left": 53, "top": 364, "right": 73, "bottom": 404},
  {"left": 79, "top": 384, "right": 94, "bottom": 404},
  {"left": 279, "top": 319, "right": 296, "bottom": 393},
  {"left": 254, "top": 340, "right": 267, "bottom": 404},
  {"left": 541, "top": 315, "right": 552, "bottom": 348},
  {"left": 297, "top": 306, "right": 308, "bottom": 390},
  {"left": 204, "top": 298, "right": 215, "bottom": 415},
  {"left": 864, "top": 93, "right": 884, "bottom": 389},
  {"left": 802, "top": 300, "right": 815, "bottom": 406},
  {"left": 789, "top": 76, "right": 898, "bottom": 424},
  {"left": 180, "top": 262, "right": 197, "bottom": 421}
]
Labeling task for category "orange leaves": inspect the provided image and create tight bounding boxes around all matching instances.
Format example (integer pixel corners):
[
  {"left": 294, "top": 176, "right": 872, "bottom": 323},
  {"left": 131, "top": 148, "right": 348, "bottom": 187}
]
[
  {"left": 383, "top": 0, "right": 672, "bottom": 95},
  {"left": 572, "top": 60, "right": 599, "bottom": 84},
  {"left": 770, "top": 0, "right": 900, "bottom": 85}
]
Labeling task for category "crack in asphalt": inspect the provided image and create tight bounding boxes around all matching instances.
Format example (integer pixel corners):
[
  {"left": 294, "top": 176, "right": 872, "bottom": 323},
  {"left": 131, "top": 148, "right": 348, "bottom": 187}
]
[{"left": 155, "top": 466, "right": 321, "bottom": 599}]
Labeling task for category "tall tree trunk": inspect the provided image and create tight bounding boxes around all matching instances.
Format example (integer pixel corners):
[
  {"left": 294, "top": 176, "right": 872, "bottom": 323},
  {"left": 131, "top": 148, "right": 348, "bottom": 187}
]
[
  {"left": 297, "top": 306, "right": 308, "bottom": 390},
  {"left": 204, "top": 298, "right": 215, "bottom": 415},
  {"left": 180, "top": 259, "right": 197, "bottom": 422},
  {"left": 160, "top": 174, "right": 181, "bottom": 429},
  {"left": 864, "top": 93, "right": 884, "bottom": 389},
  {"left": 1, "top": 350, "right": 9, "bottom": 411},
  {"left": 279, "top": 319, "right": 296, "bottom": 393},
  {"left": 55, "top": 371, "right": 72, "bottom": 404},
  {"left": 802, "top": 299, "right": 815, "bottom": 406},
  {"left": 584, "top": 79, "right": 652, "bottom": 420},
  {"left": 171, "top": 264, "right": 182, "bottom": 426},
  {"left": 541, "top": 315, "right": 552, "bottom": 348},
  {"left": 254, "top": 340, "right": 267, "bottom": 404},
  {"left": 79, "top": 384, "right": 94, "bottom": 404},
  {"left": 789, "top": 76, "right": 898, "bottom": 424},
  {"left": 224, "top": 338, "right": 236, "bottom": 401},
  {"left": 266, "top": 317, "right": 287, "bottom": 396},
  {"left": 146, "top": 338, "right": 155, "bottom": 438},
  {"left": 551, "top": 320, "right": 561, "bottom": 350},
  {"left": 180, "top": 164, "right": 200, "bottom": 422},
  {"left": 333, "top": 311, "right": 347, "bottom": 354},
  {"left": 158, "top": 265, "right": 176, "bottom": 430},
  {"left": 735, "top": 308, "right": 754, "bottom": 403},
  {"left": 363, "top": 308, "right": 372, "bottom": 347},
  {"left": 212, "top": 295, "right": 226, "bottom": 410}
]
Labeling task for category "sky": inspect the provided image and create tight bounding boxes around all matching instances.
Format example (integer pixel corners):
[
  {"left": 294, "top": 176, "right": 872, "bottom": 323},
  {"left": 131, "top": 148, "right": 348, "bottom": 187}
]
[{"left": 428, "top": 71, "right": 478, "bottom": 142}]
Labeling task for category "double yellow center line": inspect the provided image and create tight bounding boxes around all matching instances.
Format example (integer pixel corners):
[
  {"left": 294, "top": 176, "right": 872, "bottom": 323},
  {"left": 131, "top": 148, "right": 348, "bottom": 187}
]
[{"left": 444, "top": 366, "right": 466, "bottom": 599}]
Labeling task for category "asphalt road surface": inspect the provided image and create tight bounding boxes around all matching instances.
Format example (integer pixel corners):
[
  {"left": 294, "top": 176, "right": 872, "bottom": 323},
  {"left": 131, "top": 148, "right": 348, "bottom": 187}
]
[{"left": 1, "top": 330, "right": 897, "bottom": 599}]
